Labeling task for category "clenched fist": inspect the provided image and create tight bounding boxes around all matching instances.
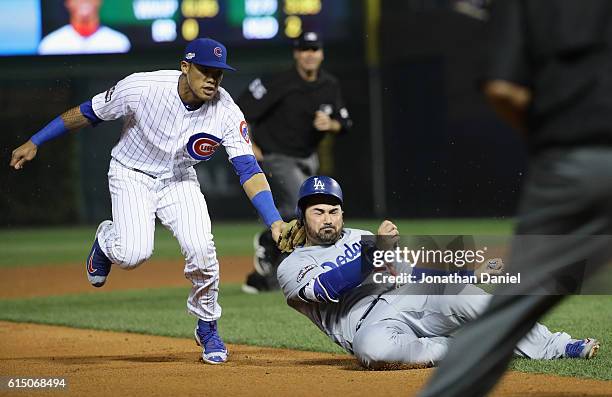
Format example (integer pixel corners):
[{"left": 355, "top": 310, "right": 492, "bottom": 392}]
[
  {"left": 10, "top": 140, "right": 38, "bottom": 170},
  {"left": 376, "top": 220, "right": 399, "bottom": 251},
  {"left": 313, "top": 111, "right": 341, "bottom": 132}
]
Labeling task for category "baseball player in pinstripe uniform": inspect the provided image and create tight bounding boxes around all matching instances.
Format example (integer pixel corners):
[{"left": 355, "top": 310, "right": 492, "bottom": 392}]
[
  {"left": 10, "top": 38, "right": 290, "bottom": 365},
  {"left": 277, "top": 176, "right": 600, "bottom": 369}
]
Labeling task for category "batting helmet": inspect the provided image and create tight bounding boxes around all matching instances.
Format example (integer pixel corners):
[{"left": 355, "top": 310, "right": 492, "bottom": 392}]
[{"left": 296, "top": 176, "right": 343, "bottom": 221}]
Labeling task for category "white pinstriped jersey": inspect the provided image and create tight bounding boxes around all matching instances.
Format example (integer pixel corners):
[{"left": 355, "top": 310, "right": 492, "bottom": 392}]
[{"left": 91, "top": 70, "right": 253, "bottom": 179}]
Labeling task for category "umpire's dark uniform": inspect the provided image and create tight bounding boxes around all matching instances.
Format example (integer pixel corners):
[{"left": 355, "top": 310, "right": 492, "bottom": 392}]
[
  {"left": 237, "top": 62, "right": 351, "bottom": 220},
  {"left": 420, "top": 1, "right": 612, "bottom": 396},
  {"left": 237, "top": 33, "right": 351, "bottom": 291}
]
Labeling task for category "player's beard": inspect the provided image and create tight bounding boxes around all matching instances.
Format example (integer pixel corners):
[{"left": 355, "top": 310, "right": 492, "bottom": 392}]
[{"left": 305, "top": 221, "right": 343, "bottom": 246}]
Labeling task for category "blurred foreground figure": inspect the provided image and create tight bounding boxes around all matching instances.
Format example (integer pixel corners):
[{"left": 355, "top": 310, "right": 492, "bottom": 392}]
[{"left": 419, "top": 1, "right": 612, "bottom": 396}]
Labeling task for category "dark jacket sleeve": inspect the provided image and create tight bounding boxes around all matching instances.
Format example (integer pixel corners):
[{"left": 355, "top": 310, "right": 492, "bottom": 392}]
[
  {"left": 331, "top": 81, "right": 352, "bottom": 133},
  {"left": 237, "top": 74, "right": 297, "bottom": 123},
  {"left": 483, "top": 0, "right": 531, "bottom": 86}
]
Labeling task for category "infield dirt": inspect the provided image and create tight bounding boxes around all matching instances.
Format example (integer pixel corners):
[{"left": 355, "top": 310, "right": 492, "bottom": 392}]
[{"left": 1, "top": 322, "right": 611, "bottom": 397}]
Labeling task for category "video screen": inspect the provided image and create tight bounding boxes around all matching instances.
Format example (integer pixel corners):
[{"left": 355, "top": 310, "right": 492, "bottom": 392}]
[{"left": 1, "top": 0, "right": 352, "bottom": 56}]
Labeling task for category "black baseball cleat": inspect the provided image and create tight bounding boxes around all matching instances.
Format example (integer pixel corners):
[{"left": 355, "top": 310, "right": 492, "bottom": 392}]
[
  {"left": 252, "top": 230, "right": 279, "bottom": 276},
  {"left": 243, "top": 230, "right": 288, "bottom": 293}
]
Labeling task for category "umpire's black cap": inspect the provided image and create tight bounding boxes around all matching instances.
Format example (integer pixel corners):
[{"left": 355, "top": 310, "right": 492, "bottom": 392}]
[{"left": 293, "top": 32, "right": 323, "bottom": 50}]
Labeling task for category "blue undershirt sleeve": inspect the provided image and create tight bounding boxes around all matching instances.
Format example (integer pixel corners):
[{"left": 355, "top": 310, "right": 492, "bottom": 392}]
[
  {"left": 230, "top": 154, "right": 263, "bottom": 185},
  {"left": 79, "top": 100, "right": 103, "bottom": 126}
]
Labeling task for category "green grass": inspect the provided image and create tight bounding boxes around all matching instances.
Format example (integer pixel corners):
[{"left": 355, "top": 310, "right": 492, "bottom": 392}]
[
  {"left": 0, "top": 222, "right": 261, "bottom": 267},
  {"left": 0, "top": 286, "right": 609, "bottom": 380},
  {"left": 0, "top": 284, "right": 343, "bottom": 353},
  {"left": 510, "top": 296, "right": 612, "bottom": 378},
  {"left": 0, "top": 219, "right": 514, "bottom": 267}
]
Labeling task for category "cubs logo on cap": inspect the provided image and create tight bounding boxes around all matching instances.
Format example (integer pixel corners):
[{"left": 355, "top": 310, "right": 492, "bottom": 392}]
[
  {"left": 186, "top": 132, "right": 222, "bottom": 161},
  {"left": 183, "top": 38, "right": 236, "bottom": 71}
]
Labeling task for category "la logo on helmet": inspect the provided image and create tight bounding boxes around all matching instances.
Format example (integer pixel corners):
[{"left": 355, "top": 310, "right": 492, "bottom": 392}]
[{"left": 313, "top": 177, "right": 325, "bottom": 190}]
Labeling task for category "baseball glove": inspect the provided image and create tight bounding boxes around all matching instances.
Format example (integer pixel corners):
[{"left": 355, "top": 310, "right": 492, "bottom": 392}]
[{"left": 277, "top": 219, "right": 305, "bottom": 253}]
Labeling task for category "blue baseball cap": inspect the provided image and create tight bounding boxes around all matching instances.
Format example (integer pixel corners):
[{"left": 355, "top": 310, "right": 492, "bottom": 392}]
[
  {"left": 295, "top": 176, "right": 343, "bottom": 220},
  {"left": 183, "top": 38, "right": 236, "bottom": 71}
]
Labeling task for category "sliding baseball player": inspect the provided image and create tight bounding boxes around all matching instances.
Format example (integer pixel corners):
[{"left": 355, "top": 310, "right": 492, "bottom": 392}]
[{"left": 277, "top": 176, "right": 600, "bottom": 368}]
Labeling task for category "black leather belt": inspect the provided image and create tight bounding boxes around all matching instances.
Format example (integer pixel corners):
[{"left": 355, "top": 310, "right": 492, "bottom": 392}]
[
  {"left": 130, "top": 167, "right": 157, "bottom": 179},
  {"left": 114, "top": 158, "right": 158, "bottom": 179}
]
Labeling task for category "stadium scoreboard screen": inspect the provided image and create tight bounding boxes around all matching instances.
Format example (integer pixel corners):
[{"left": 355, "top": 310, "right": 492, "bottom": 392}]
[{"left": 1, "top": 0, "right": 352, "bottom": 56}]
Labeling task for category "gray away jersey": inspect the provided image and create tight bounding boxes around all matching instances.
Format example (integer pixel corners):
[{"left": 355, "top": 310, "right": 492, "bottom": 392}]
[{"left": 277, "top": 228, "right": 398, "bottom": 352}]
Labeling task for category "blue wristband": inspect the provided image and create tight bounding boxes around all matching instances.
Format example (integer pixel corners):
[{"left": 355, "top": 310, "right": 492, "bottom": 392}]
[
  {"left": 251, "top": 190, "right": 282, "bottom": 227},
  {"left": 30, "top": 116, "right": 68, "bottom": 146}
]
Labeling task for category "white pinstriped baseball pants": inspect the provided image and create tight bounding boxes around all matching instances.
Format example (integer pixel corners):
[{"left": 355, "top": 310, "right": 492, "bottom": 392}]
[{"left": 97, "top": 158, "right": 221, "bottom": 321}]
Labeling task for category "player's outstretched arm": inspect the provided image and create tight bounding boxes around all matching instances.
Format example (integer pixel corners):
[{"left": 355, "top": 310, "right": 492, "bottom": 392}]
[
  {"left": 10, "top": 105, "right": 96, "bottom": 170},
  {"left": 241, "top": 172, "right": 284, "bottom": 240},
  {"left": 230, "top": 155, "right": 296, "bottom": 244},
  {"left": 300, "top": 245, "right": 382, "bottom": 304}
]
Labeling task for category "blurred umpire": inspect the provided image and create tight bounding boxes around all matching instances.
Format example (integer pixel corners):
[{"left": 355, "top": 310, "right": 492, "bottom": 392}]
[
  {"left": 237, "top": 32, "right": 352, "bottom": 293},
  {"left": 420, "top": 1, "right": 612, "bottom": 396}
]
